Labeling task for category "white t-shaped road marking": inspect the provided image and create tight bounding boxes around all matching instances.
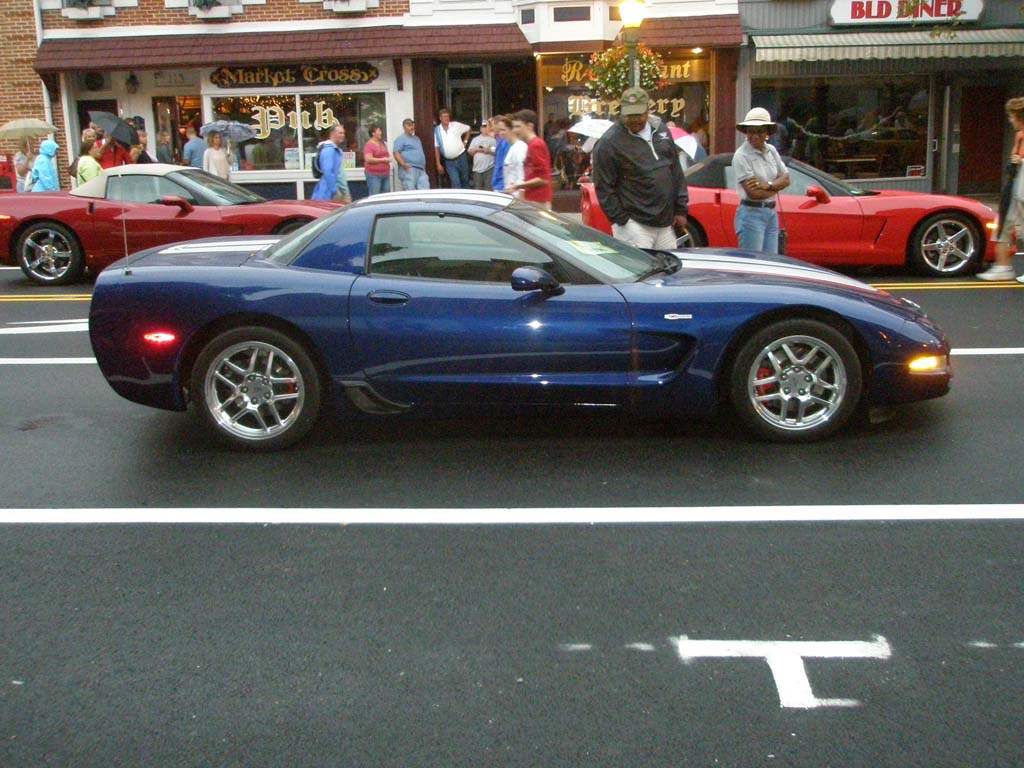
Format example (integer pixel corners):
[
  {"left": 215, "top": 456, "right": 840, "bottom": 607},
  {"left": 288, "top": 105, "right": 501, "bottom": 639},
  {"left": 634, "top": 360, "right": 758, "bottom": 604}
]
[{"left": 672, "top": 635, "right": 892, "bottom": 709}]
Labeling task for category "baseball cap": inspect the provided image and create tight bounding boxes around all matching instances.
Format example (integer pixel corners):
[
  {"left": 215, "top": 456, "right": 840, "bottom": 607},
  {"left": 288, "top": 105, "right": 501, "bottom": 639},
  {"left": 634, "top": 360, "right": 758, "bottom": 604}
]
[{"left": 620, "top": 87, "right": 650, "bottom": 116}]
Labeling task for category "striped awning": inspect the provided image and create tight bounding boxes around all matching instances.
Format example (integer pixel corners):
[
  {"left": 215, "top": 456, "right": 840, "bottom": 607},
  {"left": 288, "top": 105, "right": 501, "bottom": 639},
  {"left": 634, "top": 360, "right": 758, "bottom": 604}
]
[{"left": 752, "top": 28, "right": 1024, "bottom": 62}]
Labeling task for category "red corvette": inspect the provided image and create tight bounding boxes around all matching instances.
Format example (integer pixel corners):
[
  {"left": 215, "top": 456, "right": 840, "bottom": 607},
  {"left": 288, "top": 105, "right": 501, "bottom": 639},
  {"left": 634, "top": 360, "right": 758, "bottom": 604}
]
[
  {"left": 581, "top": 153, "right": 998, "bottom": 277},
  {"left": 0, "top": 164, "right": 341, "bottom": 285}
]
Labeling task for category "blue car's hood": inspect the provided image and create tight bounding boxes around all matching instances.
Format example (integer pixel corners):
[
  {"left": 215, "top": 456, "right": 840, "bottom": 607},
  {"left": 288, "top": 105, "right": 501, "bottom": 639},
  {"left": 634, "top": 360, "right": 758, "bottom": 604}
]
[
  {"left": 655, "top": 248, "right": 880, "bottom": 294},
  {"left": 108, "top": 236, "right": 283, "bottom": 270}
]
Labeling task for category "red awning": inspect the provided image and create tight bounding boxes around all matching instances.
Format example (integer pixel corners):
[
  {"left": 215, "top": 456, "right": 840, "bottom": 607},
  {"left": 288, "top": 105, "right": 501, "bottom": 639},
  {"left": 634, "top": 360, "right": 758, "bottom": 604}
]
[
  {"left": 638, "top": 15, "right": 743, "bottom": 49},
  {"left": 34, "top": 24, "right": 532, "bottom": 72}
]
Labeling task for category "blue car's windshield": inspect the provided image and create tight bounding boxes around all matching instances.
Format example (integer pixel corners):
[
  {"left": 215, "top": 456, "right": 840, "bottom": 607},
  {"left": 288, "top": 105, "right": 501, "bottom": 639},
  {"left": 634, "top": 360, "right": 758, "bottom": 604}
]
[{"left": 497, "top": 203, "right": 659, "bottom": 283}]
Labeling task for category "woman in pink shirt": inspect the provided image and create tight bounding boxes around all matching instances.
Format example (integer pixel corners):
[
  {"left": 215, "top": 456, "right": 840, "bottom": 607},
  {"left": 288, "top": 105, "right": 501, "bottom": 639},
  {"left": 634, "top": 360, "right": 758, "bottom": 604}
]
[{"left": 363, "top": 124, "right": 392, "bottom": 196}]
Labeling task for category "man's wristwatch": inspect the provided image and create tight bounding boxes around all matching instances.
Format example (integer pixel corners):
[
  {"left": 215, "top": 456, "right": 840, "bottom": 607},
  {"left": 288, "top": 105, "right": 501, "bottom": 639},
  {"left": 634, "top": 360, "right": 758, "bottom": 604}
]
[{"left": 766, "top": 181, "right": 774, "bottom": 192}]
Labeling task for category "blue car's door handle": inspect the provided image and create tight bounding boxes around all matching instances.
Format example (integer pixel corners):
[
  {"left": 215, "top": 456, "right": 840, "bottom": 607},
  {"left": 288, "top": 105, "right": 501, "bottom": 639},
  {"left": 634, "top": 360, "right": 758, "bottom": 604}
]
[{"left": 367, "top": 290, "right": 410, "bottom": 306}]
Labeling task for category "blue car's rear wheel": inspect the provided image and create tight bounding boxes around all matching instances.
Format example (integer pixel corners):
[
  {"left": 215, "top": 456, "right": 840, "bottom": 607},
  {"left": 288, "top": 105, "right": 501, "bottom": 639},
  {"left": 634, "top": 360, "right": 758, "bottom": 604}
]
[
  {"left": 730, "top": 319, "right": 862, "bottom": 442},
  {"left": 191, "top": 326, "right": 321, "bottom": 451}
]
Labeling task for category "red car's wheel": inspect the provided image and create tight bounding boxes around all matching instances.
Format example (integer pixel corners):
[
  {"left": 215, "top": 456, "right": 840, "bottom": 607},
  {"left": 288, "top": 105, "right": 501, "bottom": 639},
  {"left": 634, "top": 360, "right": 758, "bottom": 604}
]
[
  {"left": 16, "top": 221, "right": 85, "bottom": 286},
  {"left": 908, "top": 212, "right": 982, "bottom": 277}
]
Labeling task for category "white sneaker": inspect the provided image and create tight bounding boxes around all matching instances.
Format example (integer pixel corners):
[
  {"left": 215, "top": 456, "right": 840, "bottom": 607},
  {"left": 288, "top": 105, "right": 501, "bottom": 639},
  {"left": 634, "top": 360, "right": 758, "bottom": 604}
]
[{"left": 977, "top": 265, "right": 1017, "bottom": 281}]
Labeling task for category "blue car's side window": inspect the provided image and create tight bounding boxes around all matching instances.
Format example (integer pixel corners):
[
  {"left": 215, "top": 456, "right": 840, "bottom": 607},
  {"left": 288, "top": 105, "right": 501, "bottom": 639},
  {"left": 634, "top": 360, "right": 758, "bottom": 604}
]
[{"left": 368, "top": 213, "right": 574, "bottom": 284}]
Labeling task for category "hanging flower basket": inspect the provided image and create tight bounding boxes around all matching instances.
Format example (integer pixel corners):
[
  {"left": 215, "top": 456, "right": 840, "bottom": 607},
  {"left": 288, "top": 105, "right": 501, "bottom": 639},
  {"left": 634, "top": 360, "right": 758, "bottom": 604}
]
[{"left": 585, "top": 44, "right": 668, "bottom": 102}]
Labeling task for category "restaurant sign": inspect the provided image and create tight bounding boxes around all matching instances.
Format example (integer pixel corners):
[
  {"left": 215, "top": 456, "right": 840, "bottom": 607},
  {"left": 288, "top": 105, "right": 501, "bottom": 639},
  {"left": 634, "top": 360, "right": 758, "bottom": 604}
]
[
  {"left": 830, "top": 0, "right": 982, "bottom": 24},
  {"left": 541, "top": 56, "right": 708, "bottom": 89},
  {"left": 210, "top": 63, "right": 379, "bottom": 89}
]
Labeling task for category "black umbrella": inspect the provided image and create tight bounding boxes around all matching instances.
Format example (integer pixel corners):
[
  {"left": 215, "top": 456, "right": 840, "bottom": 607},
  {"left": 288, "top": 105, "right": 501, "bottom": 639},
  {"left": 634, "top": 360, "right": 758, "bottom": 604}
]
[{"left": 88, "top": 110, "right": 139, "bottom": 149}]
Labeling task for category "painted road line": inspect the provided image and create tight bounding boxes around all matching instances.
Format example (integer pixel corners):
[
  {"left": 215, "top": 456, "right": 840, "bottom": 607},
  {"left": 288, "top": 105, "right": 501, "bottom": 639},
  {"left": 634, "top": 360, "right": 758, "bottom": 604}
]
[
  {"left": 0, "top": 321, "right": 88, "bottom": 335},
  {"left": 0, "top": 358, "right": 96, "bottom": 365},
  {"left": 0, "top": 504, "right": 1022, "bottom": 525},
  {"left": 0, "top": 295, "right": 92, "bottom": 302},
  {"left": 7, "top": 318, "right": 88, "bottom": 325},
  {"left": 673, "top": 634, "right": 892, "bottom": 709},
  {"left": 952, "top": 348, "right": 1024, "bottom": 356}
]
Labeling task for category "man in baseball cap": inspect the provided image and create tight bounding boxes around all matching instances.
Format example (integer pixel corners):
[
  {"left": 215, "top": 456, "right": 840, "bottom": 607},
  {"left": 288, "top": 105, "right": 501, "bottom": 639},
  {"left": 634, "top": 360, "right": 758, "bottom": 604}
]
[
  {"left": 591, "top": 87, "right": 688, "bottom": 249},
  {"left": 732, "top": 107, "right": 790, "bottom": 255}
]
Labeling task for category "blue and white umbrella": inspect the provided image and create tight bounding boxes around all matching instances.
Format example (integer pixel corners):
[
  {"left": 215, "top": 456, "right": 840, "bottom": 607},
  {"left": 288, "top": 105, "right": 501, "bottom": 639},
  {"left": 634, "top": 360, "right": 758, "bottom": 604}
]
[{"left": 200, "top": 120, "right": 258, "bottom": 143}]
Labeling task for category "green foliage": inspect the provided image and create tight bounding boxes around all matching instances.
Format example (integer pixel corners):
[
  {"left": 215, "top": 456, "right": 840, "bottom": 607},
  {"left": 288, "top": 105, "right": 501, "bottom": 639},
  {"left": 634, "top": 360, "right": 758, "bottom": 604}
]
[{"left": 585, "top": 45, "right": 668, "bottom": 102}]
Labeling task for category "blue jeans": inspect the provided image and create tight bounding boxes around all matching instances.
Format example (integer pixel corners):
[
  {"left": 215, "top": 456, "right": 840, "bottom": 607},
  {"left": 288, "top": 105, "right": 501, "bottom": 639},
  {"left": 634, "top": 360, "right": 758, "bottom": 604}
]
[
  {"left": 397, "top": 166, "right": 430, "bottom": 191},
  {"left": 444, "top": 153, "right": 470, "bottom": 189},
  {"left": 365, "top": 174, "right": 391, "bottom": 196},
  {"left": 734, "top": 203, "right": 780, "bottom": 255}
]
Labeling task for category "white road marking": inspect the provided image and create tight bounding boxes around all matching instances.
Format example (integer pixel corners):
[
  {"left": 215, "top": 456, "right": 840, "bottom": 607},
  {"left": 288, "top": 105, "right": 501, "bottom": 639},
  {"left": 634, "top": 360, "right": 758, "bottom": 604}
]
[
  {"left": 0, "top": 266, "right": 22, "bottom": 270},
  {"left": 7, "top": 318, "right": 87, "bottom": 325},
  {"left": 559, "top": 644, "right": 593, "bottom": 652},
  {"left": 951, "top": 347, "right": 1024, "bottom": 356},
  {"left": 625, "top": 643, "right": 656, "bottom": 652},
  {"left": 0, "top": 321, "right": 88, "bottom": 335},
  {"left": 0, "top": 504, "right": 1020, "bottom": 525},
  {"left": 673, "top": 635, "right": 892, "bottom": 709},
  {"left": 967, "top": 641, "right": 998, "bottom": 648},
  {"left": 0, "top": 357, "right": 96, "bottom": 365}
]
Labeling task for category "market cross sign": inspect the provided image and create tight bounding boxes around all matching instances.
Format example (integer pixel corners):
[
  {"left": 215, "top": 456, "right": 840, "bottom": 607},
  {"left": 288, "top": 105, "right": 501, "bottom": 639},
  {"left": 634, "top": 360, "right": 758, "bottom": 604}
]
[
  {"left": 210, "top": 63, "right": 379, "bottom": 89},
  {"left": 830, "top": 0, "right": 983, "bottom": 24}
]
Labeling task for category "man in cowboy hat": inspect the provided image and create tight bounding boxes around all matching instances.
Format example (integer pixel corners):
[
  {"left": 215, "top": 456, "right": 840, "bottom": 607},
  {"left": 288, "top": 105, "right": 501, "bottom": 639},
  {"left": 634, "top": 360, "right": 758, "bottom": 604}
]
[
  {"left": 733, "top": 107, "right": 790, "bottom": 255},
  {"left": 591, "top": 87, "right": 688, "bottom": 249}
]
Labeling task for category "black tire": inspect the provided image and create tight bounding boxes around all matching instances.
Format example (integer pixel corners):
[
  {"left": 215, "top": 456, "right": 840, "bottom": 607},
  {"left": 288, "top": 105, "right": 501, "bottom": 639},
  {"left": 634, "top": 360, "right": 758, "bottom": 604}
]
[
  {"left": 729, "top": 319, "right": 863, "bottom": 442},
  {"left": 16, "top": 221, "right": 85, "bottom": 285},
  {"left": 273, "top": 219, "right": 310, "bottom": 236},
  {"left": 908, "top": 212, "right": 982, "bottom": 277},
  {"left": 190, "top": 326, "right": 322, "bottom": 451},
  {"left": 676, "top": 220, "right": 707, "bottom": 249}
]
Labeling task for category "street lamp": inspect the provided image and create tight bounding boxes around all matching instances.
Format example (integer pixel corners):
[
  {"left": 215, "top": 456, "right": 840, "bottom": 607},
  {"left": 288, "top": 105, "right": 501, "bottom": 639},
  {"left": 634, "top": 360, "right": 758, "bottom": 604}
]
[{"left": 619, "top": 0, "right": 647, "bottom": 88}]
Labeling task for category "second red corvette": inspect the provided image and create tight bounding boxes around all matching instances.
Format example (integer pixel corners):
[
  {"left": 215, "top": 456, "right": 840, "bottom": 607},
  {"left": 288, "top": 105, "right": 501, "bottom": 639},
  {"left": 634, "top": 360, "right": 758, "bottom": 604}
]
[
  {"left": 581, "top": 154, "right": 997, "bottom": 277},
  {"left": 0, "top": 164, "right": 341, "bottom": 285}
]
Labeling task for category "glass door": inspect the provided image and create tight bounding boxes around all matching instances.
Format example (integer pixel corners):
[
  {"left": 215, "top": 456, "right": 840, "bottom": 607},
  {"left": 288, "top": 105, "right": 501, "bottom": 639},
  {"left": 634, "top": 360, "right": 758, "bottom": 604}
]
[{"left": 446, "top": 65, "right": 490, "bottom": 130}]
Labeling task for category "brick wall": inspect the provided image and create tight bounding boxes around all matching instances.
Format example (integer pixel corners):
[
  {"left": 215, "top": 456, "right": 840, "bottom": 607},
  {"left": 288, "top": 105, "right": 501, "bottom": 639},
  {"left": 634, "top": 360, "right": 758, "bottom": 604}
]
[
  {"left": 1, "top": 1, "right": 49, "bottom": 164},
  {"left": 43, "top": 0, "right": 410, "bottom": 29}
]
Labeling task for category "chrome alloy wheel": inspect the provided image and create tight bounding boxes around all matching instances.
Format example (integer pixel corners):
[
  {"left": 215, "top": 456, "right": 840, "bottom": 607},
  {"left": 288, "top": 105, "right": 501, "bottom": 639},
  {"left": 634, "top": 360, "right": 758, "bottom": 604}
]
[
  {"left": 919, "top": 218, "right": 975, "bottom": 274},
  {"left": 22, "top": 228, "right": 74, "bottom": 281},
  {"left": 204, "top": 341, "right": 305, "bottom": 441},
  {"left": 747, "top": 335, "right": 848, "bottom": 432}
]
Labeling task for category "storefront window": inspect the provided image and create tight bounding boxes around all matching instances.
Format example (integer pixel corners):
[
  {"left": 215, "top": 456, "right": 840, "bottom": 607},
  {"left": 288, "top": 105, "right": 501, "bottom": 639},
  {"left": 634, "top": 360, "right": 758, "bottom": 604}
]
[
  {"left": 210, "top": 92, "right": 387, "bottom": 172},
  {"left": 539, "top": 54, "right": 710, "bottom": 188},
  {"left": 752, "top": 77, "right": 930, "bottom": 180},
  {"left": 299, "top": 93, "right": 386, "bottom": 171}
]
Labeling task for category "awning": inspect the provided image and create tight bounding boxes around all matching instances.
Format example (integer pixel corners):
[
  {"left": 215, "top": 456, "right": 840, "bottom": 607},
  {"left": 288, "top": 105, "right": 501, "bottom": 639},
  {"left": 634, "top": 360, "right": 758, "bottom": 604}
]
[
  {"left": 639, "top": 15, "right": 743, "bottom": 49},
  {"left": 34, "top": 24, "right": 532, "bottom": 73},
  {"left": 753, "top": 28, "right": 1024, "bottom": 62}
]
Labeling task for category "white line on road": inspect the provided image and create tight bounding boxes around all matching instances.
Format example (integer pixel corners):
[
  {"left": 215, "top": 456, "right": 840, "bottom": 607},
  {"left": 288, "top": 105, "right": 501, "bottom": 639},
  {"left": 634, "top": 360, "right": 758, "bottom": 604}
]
[
  {"left": 559, "top": 644, "right": 593, "bottom": 652},
  {"left": 7, "top": 318, "right": 88, "bottom": 325},
  {"left": 0, "top": 504, "right": 1021, "bottom": 525},
  {"left": 673, "top": 635, "right": 892, "bottom": 709},
  {"left": 0, "top": 357, "right": 96, "bottom": 365},
  {"left": 0, "top": 321, "right": 88, "bottom": 335},
  {"left": 952, "top": 348, "right": 1024, "bottom": 355}
]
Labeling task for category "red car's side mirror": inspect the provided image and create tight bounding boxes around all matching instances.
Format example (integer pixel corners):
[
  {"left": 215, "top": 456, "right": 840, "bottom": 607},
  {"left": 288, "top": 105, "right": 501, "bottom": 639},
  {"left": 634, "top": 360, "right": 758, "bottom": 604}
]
[
  {"left": 806, "top": 185, "right": 831, "bottom": 204},
  {"left": 161, "top": 195, "right": 194, "bottom": 214}
]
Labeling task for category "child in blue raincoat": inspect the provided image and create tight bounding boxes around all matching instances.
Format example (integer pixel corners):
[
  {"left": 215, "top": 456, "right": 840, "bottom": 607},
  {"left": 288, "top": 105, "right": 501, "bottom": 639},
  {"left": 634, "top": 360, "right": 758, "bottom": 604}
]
[{"left": 29, "top": 140, "right": 60, "bottom": 192}]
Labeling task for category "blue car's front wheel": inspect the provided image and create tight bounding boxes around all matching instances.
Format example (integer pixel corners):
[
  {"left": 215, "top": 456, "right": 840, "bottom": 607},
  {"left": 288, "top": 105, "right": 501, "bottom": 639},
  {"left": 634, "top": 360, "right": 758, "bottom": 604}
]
[
  {"left": 190, "top": 326, "right": 322, "bottom": 451},
  {"left": 730, "top": 319, "right": 863, "bottom": 442}
]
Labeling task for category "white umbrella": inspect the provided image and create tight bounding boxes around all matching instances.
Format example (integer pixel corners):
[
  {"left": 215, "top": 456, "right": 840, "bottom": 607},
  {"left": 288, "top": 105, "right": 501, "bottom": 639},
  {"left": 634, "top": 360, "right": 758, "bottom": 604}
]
[
  {"left": 0, "top": 118, "right": 57, "bottom": 140},
  {"left": 674, "top": 134, "right": 700, "bottom": 160},
  {"left": 568, "top": 118, "right": 614, "bottom": 140}
]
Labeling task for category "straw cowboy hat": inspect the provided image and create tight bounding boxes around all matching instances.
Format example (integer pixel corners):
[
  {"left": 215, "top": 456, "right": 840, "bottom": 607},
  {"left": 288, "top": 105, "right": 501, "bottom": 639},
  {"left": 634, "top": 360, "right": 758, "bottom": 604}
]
[{"left": 736, "top": 107, "right": 777, "bottom": 132}]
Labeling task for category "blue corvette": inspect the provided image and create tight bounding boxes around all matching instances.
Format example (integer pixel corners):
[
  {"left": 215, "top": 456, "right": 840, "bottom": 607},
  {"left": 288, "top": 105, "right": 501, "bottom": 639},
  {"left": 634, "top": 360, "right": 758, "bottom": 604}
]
[{"left": 89, "top": 190, "right": 951, "bottom": 450}]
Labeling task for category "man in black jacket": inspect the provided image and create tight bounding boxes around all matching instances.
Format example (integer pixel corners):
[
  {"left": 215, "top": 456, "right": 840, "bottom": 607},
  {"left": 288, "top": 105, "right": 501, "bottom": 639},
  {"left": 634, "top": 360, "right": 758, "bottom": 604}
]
[{"left": 592, "top": 87, "right": 688, "bottom": 249}]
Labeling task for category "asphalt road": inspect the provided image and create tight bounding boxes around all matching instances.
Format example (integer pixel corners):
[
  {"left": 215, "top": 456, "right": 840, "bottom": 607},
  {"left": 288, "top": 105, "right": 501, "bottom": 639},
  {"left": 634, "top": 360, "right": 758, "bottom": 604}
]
[{"left": 1, "top": 262, "right": 1022, "bottom": 766}]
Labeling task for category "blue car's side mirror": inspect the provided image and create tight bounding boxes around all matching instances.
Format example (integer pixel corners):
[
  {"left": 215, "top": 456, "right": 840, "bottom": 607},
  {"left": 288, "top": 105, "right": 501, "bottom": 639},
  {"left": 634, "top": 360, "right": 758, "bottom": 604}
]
[{"left": 511, "top": 266, "right": 564, "bottom": 295}]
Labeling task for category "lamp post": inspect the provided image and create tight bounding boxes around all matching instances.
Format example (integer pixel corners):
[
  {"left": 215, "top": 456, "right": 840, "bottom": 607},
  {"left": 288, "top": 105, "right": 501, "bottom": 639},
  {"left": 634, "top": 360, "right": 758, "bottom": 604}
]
[{"left": 619, "top": 0, "right": 647, "bottom": 89}]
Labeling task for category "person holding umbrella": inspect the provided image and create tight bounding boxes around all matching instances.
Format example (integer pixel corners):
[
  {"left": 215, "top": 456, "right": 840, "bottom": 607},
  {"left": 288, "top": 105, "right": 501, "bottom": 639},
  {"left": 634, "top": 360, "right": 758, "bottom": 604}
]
[
  {"left": 0, "top": 118, "right": 58, "bottom": 192},
  {"left": 15, "top": 139, "right": 33, "bottom": 193},
  {"left": 203, "top": 131, "right": 230, "bottom": 180}
]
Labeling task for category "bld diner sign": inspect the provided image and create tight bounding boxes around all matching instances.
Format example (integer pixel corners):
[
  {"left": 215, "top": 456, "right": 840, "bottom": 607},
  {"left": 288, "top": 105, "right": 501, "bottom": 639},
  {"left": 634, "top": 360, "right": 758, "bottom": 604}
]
[
  {"left": 830, "top": 0, "right": 982, "bottom": 24},
  {"left": 210, "top": 63, "right": 379, "bottom": 89}
]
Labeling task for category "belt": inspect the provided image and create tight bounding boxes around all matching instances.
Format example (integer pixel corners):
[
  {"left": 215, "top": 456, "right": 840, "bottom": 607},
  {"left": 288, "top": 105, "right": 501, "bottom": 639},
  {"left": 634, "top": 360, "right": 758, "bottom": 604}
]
[{"left": 741, "top": 198, "right": 776, "bottom": 209}]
